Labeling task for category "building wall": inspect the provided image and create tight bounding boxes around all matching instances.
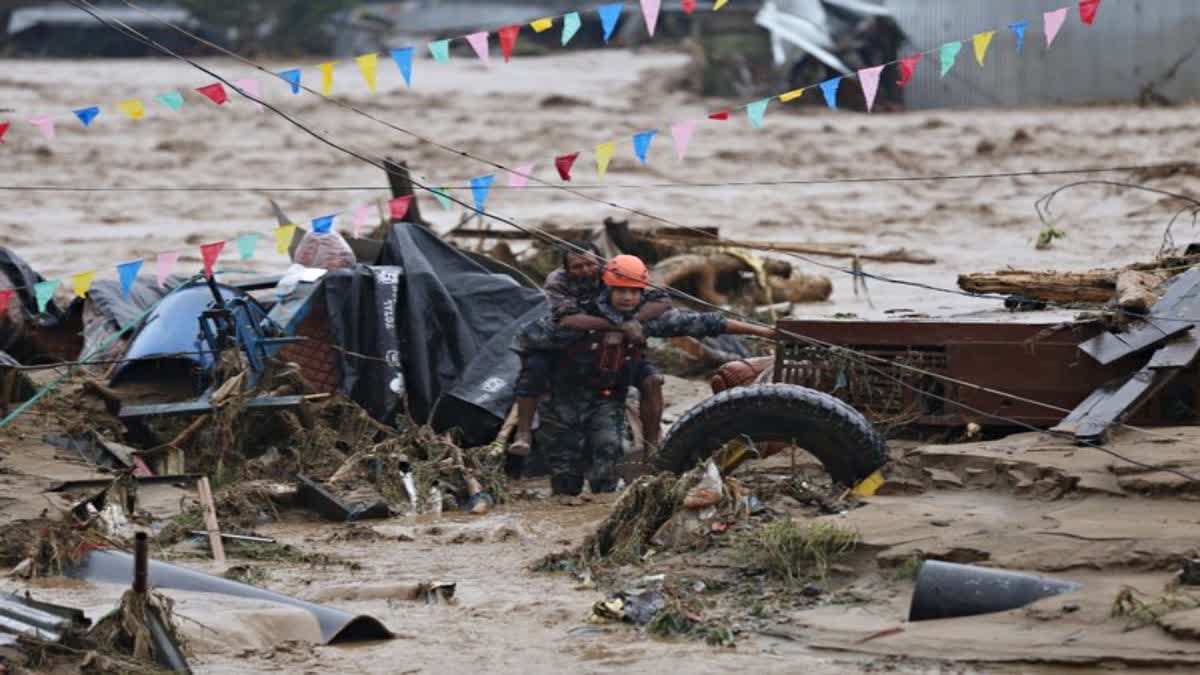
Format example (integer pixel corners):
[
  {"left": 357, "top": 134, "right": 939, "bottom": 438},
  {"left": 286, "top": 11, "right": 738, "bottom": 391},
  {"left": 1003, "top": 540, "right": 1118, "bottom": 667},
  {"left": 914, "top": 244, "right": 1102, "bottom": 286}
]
[{"left": 885, "top": 0, "right": 1200, "bottom": 108}]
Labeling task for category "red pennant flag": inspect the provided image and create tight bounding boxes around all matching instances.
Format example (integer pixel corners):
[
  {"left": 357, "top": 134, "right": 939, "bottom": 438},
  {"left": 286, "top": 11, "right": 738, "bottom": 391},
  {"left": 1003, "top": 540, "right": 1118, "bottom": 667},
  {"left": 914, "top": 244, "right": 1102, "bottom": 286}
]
[
  {"left": 897, "top": 54, "right": 922, "bottom": 86},
  {"left": 498, "top": 25, "right": 520, "bottom": 62},
  {"left": 0, "top": 122, "right": 9, "bottom": 144},
  {"left": 200, "top": 241, "right": 225, "bottom": 278},
  {"left": 196, "top": 83, "right": 229, "bottom": 105},
  {"left": 708, "top": 110, "right": 730, "bottom": 120},
  {"left": 555, "top": 152, "right": 580, "bottom": 181},
  {"left": 681, "top": 0, "right": 696, "bottom": 14},
  {"left": 0, "top": 289, "right": 12, "bottom": 315},
  {"left": 389, "top": 196, "right": 413, "bottom": 221},
  {"left": 1079, "top": 0, "right": 1101, "bottom": 25}
]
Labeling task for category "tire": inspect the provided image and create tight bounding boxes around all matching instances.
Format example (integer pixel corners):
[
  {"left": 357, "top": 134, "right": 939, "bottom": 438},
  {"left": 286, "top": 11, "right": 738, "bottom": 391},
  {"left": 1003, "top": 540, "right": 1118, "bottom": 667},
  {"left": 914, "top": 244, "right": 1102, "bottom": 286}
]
[{"left": 655, "top": 383, "right": 887, "bottom": 487}]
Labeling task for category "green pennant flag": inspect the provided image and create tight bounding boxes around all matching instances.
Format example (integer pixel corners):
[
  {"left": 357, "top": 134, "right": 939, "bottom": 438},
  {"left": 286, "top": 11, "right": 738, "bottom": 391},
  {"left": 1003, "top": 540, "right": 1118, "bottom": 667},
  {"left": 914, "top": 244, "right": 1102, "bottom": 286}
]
[
  {"left": 939, "top": 42, "right": 963, "bottom": 77},
  {"left": 236, "top": 232, "right": 260, "bottom": 261},
  {"left": 431, "top": 187, "right": 453, "bottom": 210}
]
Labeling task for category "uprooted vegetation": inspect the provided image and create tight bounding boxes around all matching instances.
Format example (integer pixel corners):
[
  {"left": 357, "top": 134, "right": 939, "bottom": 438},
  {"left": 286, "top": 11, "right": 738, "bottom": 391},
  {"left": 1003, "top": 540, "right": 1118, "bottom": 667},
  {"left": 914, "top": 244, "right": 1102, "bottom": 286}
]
[{"left": 734, "top": 520, "right": 860, "bottom": 586}]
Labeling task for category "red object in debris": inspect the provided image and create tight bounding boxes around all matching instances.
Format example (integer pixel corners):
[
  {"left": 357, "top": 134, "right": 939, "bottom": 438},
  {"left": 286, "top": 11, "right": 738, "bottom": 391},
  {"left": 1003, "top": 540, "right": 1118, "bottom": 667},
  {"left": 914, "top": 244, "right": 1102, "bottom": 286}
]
[
  {"left": 498, "top": 25, "right": 520, "bottom": 62},
  {"left": 681, "top": 0, "right": 696, "bottom": 14},
  {"left": 555, "top": 152, "right": 580, "bottom": 181},
  {"left": 0, "top": 122, "right": 9, "bottom": 144},
  {"left": 708, "top": 110, "right": 730, "bottom": 120},
  {"left": 131, "top": 455, "right": 154, "bottom": 478},
  {"left": 897, "top": 54, "right": 921, "bottom": 86},
  {"left": 389, "top": 196, "right": 413, "bottom": 221},
  {"left": 711, "top": 521, "right": 730, "bottom": 533},
  {"left": 1079, "top": 0, "right": 1101, "bottom": 25},
  {"left": 196, "top": 83, "right": 229, "bottom": 105}
]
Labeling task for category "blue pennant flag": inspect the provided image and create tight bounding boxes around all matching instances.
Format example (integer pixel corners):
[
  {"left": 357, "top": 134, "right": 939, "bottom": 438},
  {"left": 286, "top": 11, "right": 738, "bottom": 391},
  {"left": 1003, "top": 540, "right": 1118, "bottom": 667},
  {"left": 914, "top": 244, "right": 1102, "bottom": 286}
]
[
  {"left": 471, "top": 175, "right": 495, "bottom": 213},
  {"left": 279, "top": 68, "right": 302, "bottom": 94},
  {"left": 632, "top": 130, "right": 657, "bottom": 164},
  {"left": 820, "top": 77, "right": 843, "bottom": 110},
  {"left": 312, "top": 215, "right": 335, "bottom": 233},
  {"left": 116, "top": 259, "right": 143, "bottom": 300},
  {"left": 390, "top": 47, "right": 414, "bottom": 87},
  {"left": 1008, "top": 20, "right": 1029, "bottom": 53},
  {"left": 598, "top": 3, "right": 623, "bottom": 43},
  {"left": 73, "top": 106, "right": 100, "bottom": 127},
  {"left": 236, "top": 233, "right": 260, "bottom": 261},
  {"left": 745, "top": 99, "right": 769, "bottom": 129}
]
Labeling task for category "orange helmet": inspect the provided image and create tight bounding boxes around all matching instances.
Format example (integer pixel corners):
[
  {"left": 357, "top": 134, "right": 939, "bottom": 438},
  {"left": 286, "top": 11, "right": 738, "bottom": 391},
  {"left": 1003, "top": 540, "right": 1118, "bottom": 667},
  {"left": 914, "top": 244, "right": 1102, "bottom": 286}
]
[{"left": 603, "top": 255, "right": 650, "bottom": 289}]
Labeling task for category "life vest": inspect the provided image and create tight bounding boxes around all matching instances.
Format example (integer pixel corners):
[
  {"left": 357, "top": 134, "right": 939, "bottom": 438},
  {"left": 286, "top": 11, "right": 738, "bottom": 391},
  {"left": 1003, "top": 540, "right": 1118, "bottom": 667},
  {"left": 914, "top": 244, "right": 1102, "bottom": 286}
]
[{"left": 562, "top": 331, "right": 644, "bottom": 397}]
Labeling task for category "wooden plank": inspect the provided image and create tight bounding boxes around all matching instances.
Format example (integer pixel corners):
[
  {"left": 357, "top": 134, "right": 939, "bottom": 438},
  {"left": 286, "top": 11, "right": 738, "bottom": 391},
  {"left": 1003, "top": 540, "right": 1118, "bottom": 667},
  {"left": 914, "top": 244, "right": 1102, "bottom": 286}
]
[
  {"left": 196, "top": 477, "right": 226, "bottom": 565},
  {"left": 119, "top": 395, "right": 304, "bottom": 419},
  {"left": 1080, "top": 268, "right": 1200, "bottom": 365},
  {"left": 1070, "top": 367, "right": 1182, "bottom": 443},
  {"left": 1148, "top": 330, "right": 1200, "bottom": 369}
]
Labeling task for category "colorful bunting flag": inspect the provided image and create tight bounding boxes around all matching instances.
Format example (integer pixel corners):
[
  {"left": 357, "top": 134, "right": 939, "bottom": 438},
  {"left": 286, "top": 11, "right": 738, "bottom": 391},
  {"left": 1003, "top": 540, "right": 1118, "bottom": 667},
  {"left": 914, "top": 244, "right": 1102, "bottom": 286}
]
[
  {"left": 275, "top": 225, "right": 296, "bottom": 254},
  {"left": 1079, "top": 0, "right": 1101, "bottom": 25},
  {"left": 633, "top": 130, "right": 657, "bottom": 164},
  {"left": 641, "top": 0, "right": 661, "bottom": 36},
  {"left": 466, "top": 32, "right": 490, "bottom": 65},
  {"left": 0, "top": 123, "right": 9, "bottom": 144},
  {"left": 708, "top": 110, "right": 730, "bottom": 121},
  {"left": 555, "top": 152, "right": 580, "bottom": 181},
  {"left": 279, "top": 68, "right": 302, "bottom": 94},
  {"left": 356, "top": 53, "right": 379, "bottom": 93},
  {"left": 682, "top": 0, "right": 697, "bottom": 13},
  {"left": 939, "top": 42, "right": 962, "bottom": 77},
  {"left": 236, "top": 233, "right": 259, "bottom": 261},
  {"left": 71, "top": 270, "right": 96, "bottom": 299},
  {"left": 779, "top": 88, "right": 805, "bottom": 102},
  {"left": 233, "top": 78, "right": 263, "bottom": 111},
  {"left": 156, "top": 251, "right": 178, "bottom": 288},
  {"left": 973, "top": 31, "right": 996, "bottom": 66},
  {"left": 599, "top": 4, "right": 623, "bottom": 43},
  {"left": 670, "top": 120, "right": 696, "bottom": 160},
  {"left": 714, "top": 0, "right": 729, "bottom": 9},
  {"left": 746, "top": 98, "right": 770, "bottom": 127},
  {"left": 196, "top": 83, "right": 228, "bottom": 105},
  {"left": 429, "top": 39, "right": 451, "bottom": 63},
  {"left": 116, "top": 259, "right": 142, "bottom": 300},
  {"left": 897, "top": 54, "right": 921, "bottom": 86},
  {"left": 0, "top": 289, "right": 12, "bottom": 315},
  {"left": 531, "top": 17, "right": 553, "bottom": 33},
  {"left": 28, "top": 115, "right": 55, "bottom": 141},
  {"left": 499, "top": 25, "right": 520, "bottom": 62},
  {"left": 116, "top": 100, "right": 145, "bottom": 120},
  {"left": 319, "top": 63, "right": 335, "bottom": 96},
  {"left": 858, "top": 65, "right": 884, "bottom": 113},
  {"left": 431, "top": 188, "right": 453, "bottom": 210},
  {"left": 1044, "top": 8, "right": 1068, "bottom": 48},
  {"left": 562, "top": 12, "right": 582, "bottom": 45},
  {"left": 352, "top": 204, "right": 372, "bottom": 238},
  {"left": 508, "top": 164, "right": 534, "bottom": 188},
  {"left": 154, "top": 92, "right": 184, "bottom": 111},
  {"left": 389, "top": 196, "right": 413, "bottom": 221},
  {"left": 391, "top": 48, "right": 414, "bottom": 87},
  {"left": 819, "top": 78, "right": 841, "bottom": 110},
  {"left": 74, "top": 106, "right": 100, "bottom": 127},
  {"left": 595, "top": 142, "right": 616, "bottom": 177},
  {"left": 200, "top": 241, "right": 225, "bottom": 278},
  {"left": 34, "top": 280, "right": 58, "bottom": 313},
  {"left": 312, "top": 215, "right": 335, "bottom": 234},
  {"left": 1008, "top": 21, "right": 1029, "bottom": 53},
  {"left": 470, "top": 175, "right": 494, "bottom": 213}
]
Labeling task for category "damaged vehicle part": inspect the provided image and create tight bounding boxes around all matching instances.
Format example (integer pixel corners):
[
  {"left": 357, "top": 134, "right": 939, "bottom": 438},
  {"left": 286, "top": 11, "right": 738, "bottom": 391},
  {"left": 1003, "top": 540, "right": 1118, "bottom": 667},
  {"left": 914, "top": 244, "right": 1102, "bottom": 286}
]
[
  {"left": 908, "top": 560, "right": 1081, "bottom": 622},
  {"left": 295, "top": 474, "right": 391, "bottom": 522}
]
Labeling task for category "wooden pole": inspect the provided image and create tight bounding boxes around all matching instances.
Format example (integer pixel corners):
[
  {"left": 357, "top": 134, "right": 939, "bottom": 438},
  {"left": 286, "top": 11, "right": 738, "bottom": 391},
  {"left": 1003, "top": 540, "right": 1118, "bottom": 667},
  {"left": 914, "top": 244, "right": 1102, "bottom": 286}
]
[
  {"left": 195, "top": 477, "right": 225, "bottom": 565},
  {"left": 654, "top": 233, "right": 937, "bottom": 265}
]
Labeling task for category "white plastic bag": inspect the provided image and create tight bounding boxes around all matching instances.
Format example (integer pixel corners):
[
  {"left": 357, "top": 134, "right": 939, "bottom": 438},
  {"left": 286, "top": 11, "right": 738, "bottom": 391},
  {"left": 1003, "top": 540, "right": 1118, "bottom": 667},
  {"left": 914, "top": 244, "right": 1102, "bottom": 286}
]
[{"left": 292, "top": 229, "right": 356, "bottom": 271}]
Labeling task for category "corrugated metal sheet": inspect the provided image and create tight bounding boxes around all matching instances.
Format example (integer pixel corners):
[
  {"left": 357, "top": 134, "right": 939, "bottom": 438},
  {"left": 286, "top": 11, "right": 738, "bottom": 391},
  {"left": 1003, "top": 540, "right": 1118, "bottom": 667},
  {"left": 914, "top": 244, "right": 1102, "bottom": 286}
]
[
  {"left": 886, "top": 0, "right": 1200, "bottom": 108},
  {"left": 0, "top": 592, "right": 88, "bottom": 646}
]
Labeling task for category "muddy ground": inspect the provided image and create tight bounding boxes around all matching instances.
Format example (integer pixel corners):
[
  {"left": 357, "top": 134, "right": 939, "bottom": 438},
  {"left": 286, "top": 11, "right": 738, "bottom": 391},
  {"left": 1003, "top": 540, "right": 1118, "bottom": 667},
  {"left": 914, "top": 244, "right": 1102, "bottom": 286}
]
[{"left": 1, "top": 45, "right": 1200, "bottom": 673}]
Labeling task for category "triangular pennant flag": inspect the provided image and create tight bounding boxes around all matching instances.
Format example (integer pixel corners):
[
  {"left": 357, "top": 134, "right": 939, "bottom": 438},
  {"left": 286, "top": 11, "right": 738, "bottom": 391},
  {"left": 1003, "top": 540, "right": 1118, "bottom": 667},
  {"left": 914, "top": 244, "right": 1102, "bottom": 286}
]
[
  {"left": 236, "top": 233, "right": 259, "bottom": 261},
  {"left": 599, "top": 3, "right": 623, "bottom": 43},
  {"left": 595, "top": 142, "right": 616, "bottom": 177},
  {"left": 156, "top": 251, "right": 178, "bottom": 288},
  {"left": 1008, "top": 21, "right": 1029, "bottom": 53},
  {"left": 233, "top": 78, "right": 263, "bottom": 111},
  {"left": 73, "top": 106, "right": 100, "bottom": 127},
  {"left": 508, "top": 164, "right": 534, "bottom": 188},
  {"left": 431, "top": 188, "right": 453, "bottom": 210},
  {"left": 275, "top": 224, "right": 297, "bottom": 254},
  {"left": 682, "top": 0, "right": 697, "bottom": 13},
  {"left": 154, "top": 91, "right": 184, "bottom": 111},
  {"left": 466, "top": 32, "right": 490, "bottom": 65},
  {"left": 939, "top": 42, "right": 962, "bottom": 77},
  {"left": 531, "top": 17, "right": 553, "bottom": 33},
  {"left": 0, "top": 289, "right": 13, "bottom": 315},
  {"left": 562, "top": 12, "right": 582, "bottom": 45},
  {"left": 708, "top": 110, "right": 730, "bottom": 120},
  {"left": 312, "top": 215, "right": 335, "bottom": 234},
  {"left": 779, "top": 88, "right": 805, "bottom": 102},
  {"left": 34, "top": 280, "right": 58, "bottom": 313},
  {"left": 389, "top": 196, "right": 413, "bottom": 221},
  {"left": 28, "top": 115, "right": 55, "bottom": 141},
  {"left": 71, "top": 270, "right": 96, "bottom": 299},
  {"left": 1044, "top": 8, "right": 1068, "bottom": 48},
  {"left": 498, "top": 25, "right": 520, "bottom": 62},
  {"left": 972, "top": 31, "right": 996, "bottom": 66},
  {"left": 200, "top": 241, "right": 225, "bottom": 278},
  {"left": 858, "top": 65, "right": 884, "bottom": 113},
  {"left": 352, "top": 204, "right": 372, "bottom": 238},
  {"left": 746, "top": 99, "right": 770, "bottom": 127},
  {"left": 555, "top": 152, "right": 580, "bottom": 181},
  {"left": 714, "top": 0, "right": 729, "bottom": 9},
  {"left": 428, "top": 39, "right": 450, "bottom": 63},
  {"left": 196, "top": 83, "right": 228, "bottom": 105},
  {"left": 1079, "top": 0, "right": 1101, "bottom": 25},
  {"left": 355, "top": 53, "right": 379, "bottom": 93},
  {"left": 640, "top": 0, "right": 661, "bottom": 36},
  {"left": 0, "top": 123, "right": 9, "bottom": 144},
  {"left": 390, "top": 48, "right": 414, "bottom": 87},
  {"left": 116, "top": 100, "right": 145, "bottom": 120},
  {"left": 897, "top": 53, "right": 921, "bottom": 86},
  {"left": 633, "top": 130, "right": 657, "bottom": 164},
  {"left": 319, "top": 62, "right": 335, "bottom": 96},
  {"left": 279, "top": 68, "right": 302, "bottom": 94},
  {"left": 116, "top": 259, "right": 143, "bottom": 300},
  {"left": 470, "top": 175, "right": 494, "bottom": 213},
  {"left": 819, "top": 78, "right": 841, "bottom": 110},
  {"left": 670, "top": 120, "right": 696, "bottom": 160}
]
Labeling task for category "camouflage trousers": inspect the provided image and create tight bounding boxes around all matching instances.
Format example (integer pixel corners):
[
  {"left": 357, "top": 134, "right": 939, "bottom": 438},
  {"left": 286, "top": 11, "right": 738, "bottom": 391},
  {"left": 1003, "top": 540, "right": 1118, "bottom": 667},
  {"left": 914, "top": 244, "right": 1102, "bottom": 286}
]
[{"left": 535, "top": 393, "right": 626, "bottom": 496}]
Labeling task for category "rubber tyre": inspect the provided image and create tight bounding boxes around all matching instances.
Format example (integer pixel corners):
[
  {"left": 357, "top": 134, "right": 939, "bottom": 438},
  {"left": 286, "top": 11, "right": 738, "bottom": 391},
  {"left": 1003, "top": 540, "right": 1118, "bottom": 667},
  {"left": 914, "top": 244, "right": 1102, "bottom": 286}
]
[{"left": 655, "top": 383, "right": 887, "bottom": 487}]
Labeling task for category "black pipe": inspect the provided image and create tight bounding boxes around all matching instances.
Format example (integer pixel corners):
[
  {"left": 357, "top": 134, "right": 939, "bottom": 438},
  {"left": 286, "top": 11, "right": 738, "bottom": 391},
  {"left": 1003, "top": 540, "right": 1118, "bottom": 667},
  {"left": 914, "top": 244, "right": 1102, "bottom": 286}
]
[
  {"left": 133, "top": 532, "right": 148, "bottom": 595},
  {"left": 908, "top": 560, "right": 1081, "bottom": 621},
  {"left": 145, "top": 604, "right": 192, "bottom": 674}
]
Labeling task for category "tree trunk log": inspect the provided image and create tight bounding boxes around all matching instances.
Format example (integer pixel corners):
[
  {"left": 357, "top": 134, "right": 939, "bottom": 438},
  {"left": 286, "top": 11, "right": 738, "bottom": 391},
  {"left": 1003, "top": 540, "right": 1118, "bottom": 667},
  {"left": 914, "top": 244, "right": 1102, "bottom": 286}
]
[{"left": 956, "top": 270, "right": 1116, "bottom": 303}]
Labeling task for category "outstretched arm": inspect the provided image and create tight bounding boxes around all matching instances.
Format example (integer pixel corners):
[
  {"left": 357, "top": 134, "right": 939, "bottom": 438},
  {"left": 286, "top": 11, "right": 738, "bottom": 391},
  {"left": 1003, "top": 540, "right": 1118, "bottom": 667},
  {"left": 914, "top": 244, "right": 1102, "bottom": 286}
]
[
  {"left": 644, "top": 309, "right": 777, "bottom": 341},
  {"left": 722, "top": 319, "right": 778, "bottom": 340},
  {"left": 559, "top": 314, "right": 618, "bottom": 331},
  {"left": 634, "top": 300, "right": 671, "bottom": 322}
]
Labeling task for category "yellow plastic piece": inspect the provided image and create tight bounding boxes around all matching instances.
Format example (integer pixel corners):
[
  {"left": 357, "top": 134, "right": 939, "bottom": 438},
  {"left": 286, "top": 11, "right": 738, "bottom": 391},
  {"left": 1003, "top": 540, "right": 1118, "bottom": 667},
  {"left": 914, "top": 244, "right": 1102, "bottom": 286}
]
[{"left": 852, "top": 470, "right": 885, "bottom": 497}]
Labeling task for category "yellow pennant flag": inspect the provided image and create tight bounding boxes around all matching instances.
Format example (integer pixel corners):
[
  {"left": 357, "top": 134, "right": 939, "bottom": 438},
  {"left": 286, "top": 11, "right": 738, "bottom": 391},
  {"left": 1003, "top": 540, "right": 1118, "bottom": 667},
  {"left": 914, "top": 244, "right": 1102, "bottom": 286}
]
[
  {"left": 530, "top": 17, "right": 554, "bottom": 33},
  {"left": 973, "top": 31, "right": 996, "bottom": 66},
  {"left": 595, "top": 142, "right": 615, "bottom": 178},
  {"left": 275, "top": 224, "right": 297, "bottom": 254},
  {"left": 71, "top": 270, "right": 97, "bottom": 298},
  {"left": 319, "top": 62, "right": 336, "bottom": 96},
  {"left": 355, "top": 53, "right": 378, "bottom": 93},
  {"left": 117, "top": 99, "right": 145, "bottom": 120},
  {"left": 714, "top": 0, "right": 729, "bottom": 9},
  {"left": 779, "top": 88, "right": 805, "bottom": 103}
]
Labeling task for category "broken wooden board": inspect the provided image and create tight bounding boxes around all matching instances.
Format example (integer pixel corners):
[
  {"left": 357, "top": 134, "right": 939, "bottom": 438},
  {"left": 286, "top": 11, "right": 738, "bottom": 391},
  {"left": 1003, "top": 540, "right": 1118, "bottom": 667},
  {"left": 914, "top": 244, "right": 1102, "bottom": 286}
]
[
  {"left": 1054, "top": 367, "right": 1186, "bottom": 443},
  {"left": 1079, "top": 267, "right": 1200, "bottom": 366},
  {"left": 1148, "top": 330, "right": 1200, "bottom": 369}
]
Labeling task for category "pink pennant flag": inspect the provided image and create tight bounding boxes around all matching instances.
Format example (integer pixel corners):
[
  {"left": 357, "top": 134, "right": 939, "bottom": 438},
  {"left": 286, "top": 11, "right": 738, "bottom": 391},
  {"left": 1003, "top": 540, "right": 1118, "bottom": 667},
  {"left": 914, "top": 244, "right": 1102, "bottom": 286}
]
[
  {"left": 670, "top": 120, "right": 697, "bottom": 160},
  {"left": 640, "top": 0, "right": 661, "bottom": 36},
  {"left": 508, "top": 164, "right": 534, "bottom": 188},
  {"left": 858, "top": 65, "right": 885, "bottom": 113},
  {"left": 200, "top": 241, "right": 225, "bottom": 278},
  {"left": 466, "top": 32, "right": 490, "bottom": 65},
  {"left": 1044, "top": 8, "right": 1068, "bottom": 47},
  {"left": 156, "top": 251, "right": 178, "bottom": 288},
  {"left": 351, "top": 203, "right": 372, "bottom": 238},
  {"left": 28, "top": 115, "right": 55, "bottom": 141},
  {"left": 233, "top": 78, "right": 263, "bottom": 111}
]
